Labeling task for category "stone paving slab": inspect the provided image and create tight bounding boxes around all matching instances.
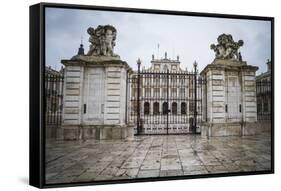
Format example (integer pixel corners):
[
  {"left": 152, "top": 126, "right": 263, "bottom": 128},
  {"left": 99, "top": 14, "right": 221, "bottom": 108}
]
[{"left": 46, "top": 132, "right": 271, "bottom": 184}]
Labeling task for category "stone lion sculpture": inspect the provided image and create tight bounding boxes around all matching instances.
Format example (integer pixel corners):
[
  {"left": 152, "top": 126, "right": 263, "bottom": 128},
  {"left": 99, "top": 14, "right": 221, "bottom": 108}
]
[
  {"left": 210, "top": 34, "right": 244, "bottom": 60},
  {"left": 87, "top": 25, "right": 117, "bottom": 57}
]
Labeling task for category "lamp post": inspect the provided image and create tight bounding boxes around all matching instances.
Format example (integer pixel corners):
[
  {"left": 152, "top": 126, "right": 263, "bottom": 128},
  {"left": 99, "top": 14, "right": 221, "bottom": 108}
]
[
  {"left": 137, "top": 58, "right": 141, "bottom": 135},
  {"left": 193, "top": 61, "right": 198, "bottom": 133}
]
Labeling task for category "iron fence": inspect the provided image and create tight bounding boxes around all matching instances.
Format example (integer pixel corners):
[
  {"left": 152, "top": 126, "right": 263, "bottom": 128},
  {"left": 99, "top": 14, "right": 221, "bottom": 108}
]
[
  {"left": 256, "top": 81, "right": 271, "bottom": 121},
  {"left": 45, "top": 68, "right": 64, "bottom": 138}
]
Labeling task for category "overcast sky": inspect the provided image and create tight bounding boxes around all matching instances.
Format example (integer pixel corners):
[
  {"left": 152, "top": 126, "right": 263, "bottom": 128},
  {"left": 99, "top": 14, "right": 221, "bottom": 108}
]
[{"left": 46, "top": 7, "right": 271, "bottom": 74}]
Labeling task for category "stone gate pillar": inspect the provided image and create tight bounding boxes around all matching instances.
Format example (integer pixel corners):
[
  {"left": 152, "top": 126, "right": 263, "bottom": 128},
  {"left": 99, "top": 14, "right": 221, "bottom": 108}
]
[
  {"left": 200, "top": 34, "right": 258, "bottom": 137},
  {"left": 61, "top": 25, "right": 133, "bottom": 140}
]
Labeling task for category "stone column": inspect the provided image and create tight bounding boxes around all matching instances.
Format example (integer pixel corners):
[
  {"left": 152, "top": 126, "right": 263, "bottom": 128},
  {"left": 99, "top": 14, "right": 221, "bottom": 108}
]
[
  {"left": 61, "top": 62, "right": 84, "bottom": 140},
  {"left": 241, "top": 66, "right": 259, "bottom": 135},
  {"left": 61, "top": 57, "right": 133, "bottom": 140},
  {"left": 200, "top": 59, "right": 258, "bottom": 137},
  {"left": 103, "top": 64, "right": 129, "bottom": 139}
]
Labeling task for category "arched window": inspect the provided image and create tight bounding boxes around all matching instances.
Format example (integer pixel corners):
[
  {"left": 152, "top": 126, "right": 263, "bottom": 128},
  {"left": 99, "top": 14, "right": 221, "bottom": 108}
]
[
  {"left": 162, "top": 102, "right": 168, "bottom": 114},
  {"left": 172, "top": 102, "right": 177, "bottom": 115},
  {"left": 181, "top": 102, "right": 187, "bottom": 115},
  {"left": 153, "top": 102, "right": 159, "bottom": 115},
  {"left": 144, "top": 102, "right": 150, "bottom": 115}
]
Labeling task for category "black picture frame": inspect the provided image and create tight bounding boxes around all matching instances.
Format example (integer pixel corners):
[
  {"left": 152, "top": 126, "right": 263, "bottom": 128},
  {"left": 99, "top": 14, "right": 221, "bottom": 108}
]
[{"left": 30, "top": 2, "right": 274, "bottom": 188}]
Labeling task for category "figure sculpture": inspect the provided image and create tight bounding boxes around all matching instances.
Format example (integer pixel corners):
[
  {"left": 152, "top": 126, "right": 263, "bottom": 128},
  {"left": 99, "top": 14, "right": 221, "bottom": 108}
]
[
  {"left": 87, "top": 25, "right": 118, "bottom": 57},
  {"left": 210, "top": 34, "right": 244, "bottom": 60}
]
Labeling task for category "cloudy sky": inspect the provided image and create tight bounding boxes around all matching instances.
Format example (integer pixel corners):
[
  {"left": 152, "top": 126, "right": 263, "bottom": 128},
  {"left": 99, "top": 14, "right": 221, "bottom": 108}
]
[{"left": 46, "top": 7, "right": 271, "bottom": 74}]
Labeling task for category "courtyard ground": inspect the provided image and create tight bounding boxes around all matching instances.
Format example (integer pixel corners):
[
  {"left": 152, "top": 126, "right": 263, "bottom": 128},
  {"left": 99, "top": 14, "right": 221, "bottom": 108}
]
[{"left": 45, "top": 132, "right": 271, "bottom": 184}]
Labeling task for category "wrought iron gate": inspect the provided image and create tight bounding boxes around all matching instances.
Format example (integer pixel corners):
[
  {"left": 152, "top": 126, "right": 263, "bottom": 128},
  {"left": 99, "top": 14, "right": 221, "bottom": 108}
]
[
  {"left": 128, "top": 61, "right": 205, "bottom": 135},
  {"left": 45, "top": 67, "right": 64, "bottom": 139}
]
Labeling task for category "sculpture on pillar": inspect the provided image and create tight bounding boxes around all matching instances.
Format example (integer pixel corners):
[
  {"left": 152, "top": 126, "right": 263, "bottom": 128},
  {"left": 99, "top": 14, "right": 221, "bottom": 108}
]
[
  {"left": 87, "top": 25, "right": 118, "bottom": 57},
  {"left": 210, "top": 34, "right": 244, "bottom": 60}
]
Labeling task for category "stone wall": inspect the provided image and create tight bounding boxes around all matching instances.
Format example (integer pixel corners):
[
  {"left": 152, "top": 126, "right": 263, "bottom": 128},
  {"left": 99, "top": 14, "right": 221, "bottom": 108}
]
[
  {"left": 103, "top": 66, "right": 127, "bottom": 126},
  {"left": 61, "top": 58, "right": 133, "bottom": 140},
  {"left": 241, "top": 69, "right": 257, "bottom": 123},
  {"left": 61, "top": 64, "right": 84, "bottom": 139},
  {"left": 200, "top": 59, "right": 258, "bottom": 137}
]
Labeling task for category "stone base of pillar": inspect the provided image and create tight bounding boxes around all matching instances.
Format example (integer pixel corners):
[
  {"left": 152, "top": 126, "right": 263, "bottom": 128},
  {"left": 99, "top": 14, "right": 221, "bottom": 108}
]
[
  {"left": 242, "top": 122, "right": 257, "bottom": 136},
  {"left": 62, "top": 125, "right": 81, "bottom": 140},
  {"left": 126, "top": 123, "right": 136, "bottom": 141},
  {"left": 201, "top": 122, "right": 241, "bottom": 137},
  {"left": 201, "top": 122, "right": 261, "bottom": 137},
  {"left": 242, "top": 122, "right": 271, "bottom": 136},
  {"left": 256, "top": 120, "right": 271, "bottom": 133},
  {"left": 62, "top": 125, "right": 134, "bottom": 140}
]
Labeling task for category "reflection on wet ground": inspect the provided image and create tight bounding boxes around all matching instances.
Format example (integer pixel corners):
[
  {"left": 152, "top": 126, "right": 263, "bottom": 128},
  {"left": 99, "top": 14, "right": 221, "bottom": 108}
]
[{"left": 46, "top": 132, "right": 271, "bottom": 184}]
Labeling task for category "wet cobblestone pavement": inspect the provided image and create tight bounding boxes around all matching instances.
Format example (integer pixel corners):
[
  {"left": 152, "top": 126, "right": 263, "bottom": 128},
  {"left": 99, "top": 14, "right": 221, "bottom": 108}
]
[{"left": 46, "top": 133, "right": 271, "bottom": 184}]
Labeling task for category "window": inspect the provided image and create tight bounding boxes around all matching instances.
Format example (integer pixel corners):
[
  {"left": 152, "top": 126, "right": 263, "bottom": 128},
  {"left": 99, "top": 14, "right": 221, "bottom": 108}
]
[
  {"left": 172, "top": 102, "right": 177, "bottom": 115},
  {"left": 145, "top": 88, "right": 151, "bottom": 97},
  {"left": 171, "top": 88, "right": 177, "bottom": 98},
  {"left": 132, "top": 88, "right": 137, "bottom": 98},
  {"left": 180, "top": 76, "right": 185, "bottom": 85},
  {"left": 189, "top": 102, "right": 194, "bottom": 113},
  {"left": 180, "top": 88, "right": 185, "bottom": 97},
  {"left": 144, "top": 102, "right": 150, "bottom": 115},
  {"left": 162, "top": 102, "right": 168, "bottom": 114},
  {"left": 181, "top": 102, "right": 187, "bottom": 115},
  {"left": 154, "top": 75, "right": 160, "bottom": 84},
  {"left": 153, "top": 102, "right": 159, "bottom": 115},
  {"left": 154, "top": 88, "right": 160, "bottom": 97},
  {"left": 189, "top": 88, "right": 193, "bottom": 97},
  {"left": 162, "top": 88, "right": 167, "bottom": 98},
  {"left": 171, "top": 76, "right": 177, "bottom": 85},
  {"left": 144, "top": 76, "right": 150, "bottom": 86},
  {"left": 132, "top": 102, "right": 137, "bottom": 113},
  {"left": 154, "top": 64, "right": 160, "bottom": 71}
]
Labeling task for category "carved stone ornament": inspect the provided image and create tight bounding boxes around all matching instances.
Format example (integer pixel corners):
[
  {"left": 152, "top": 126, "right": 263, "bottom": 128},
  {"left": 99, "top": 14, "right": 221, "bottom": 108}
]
[
  {"left": 87, "top": 25, "right": 119, "bottom": 57},
  {"left": 210, "top": 34, "right": 244, "bottom": 60}
]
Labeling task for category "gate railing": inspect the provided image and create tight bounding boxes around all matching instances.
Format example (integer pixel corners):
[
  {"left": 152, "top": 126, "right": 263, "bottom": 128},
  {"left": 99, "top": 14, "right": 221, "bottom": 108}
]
[
  {"left": 256, "top": 81, "right": 271, "bottom": 121},
  {"left": 45, "top": 67, "right": 64, "bottom": 139},
  {"left": 128, "top": 60, "right": 205, "bottom": 135}
]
